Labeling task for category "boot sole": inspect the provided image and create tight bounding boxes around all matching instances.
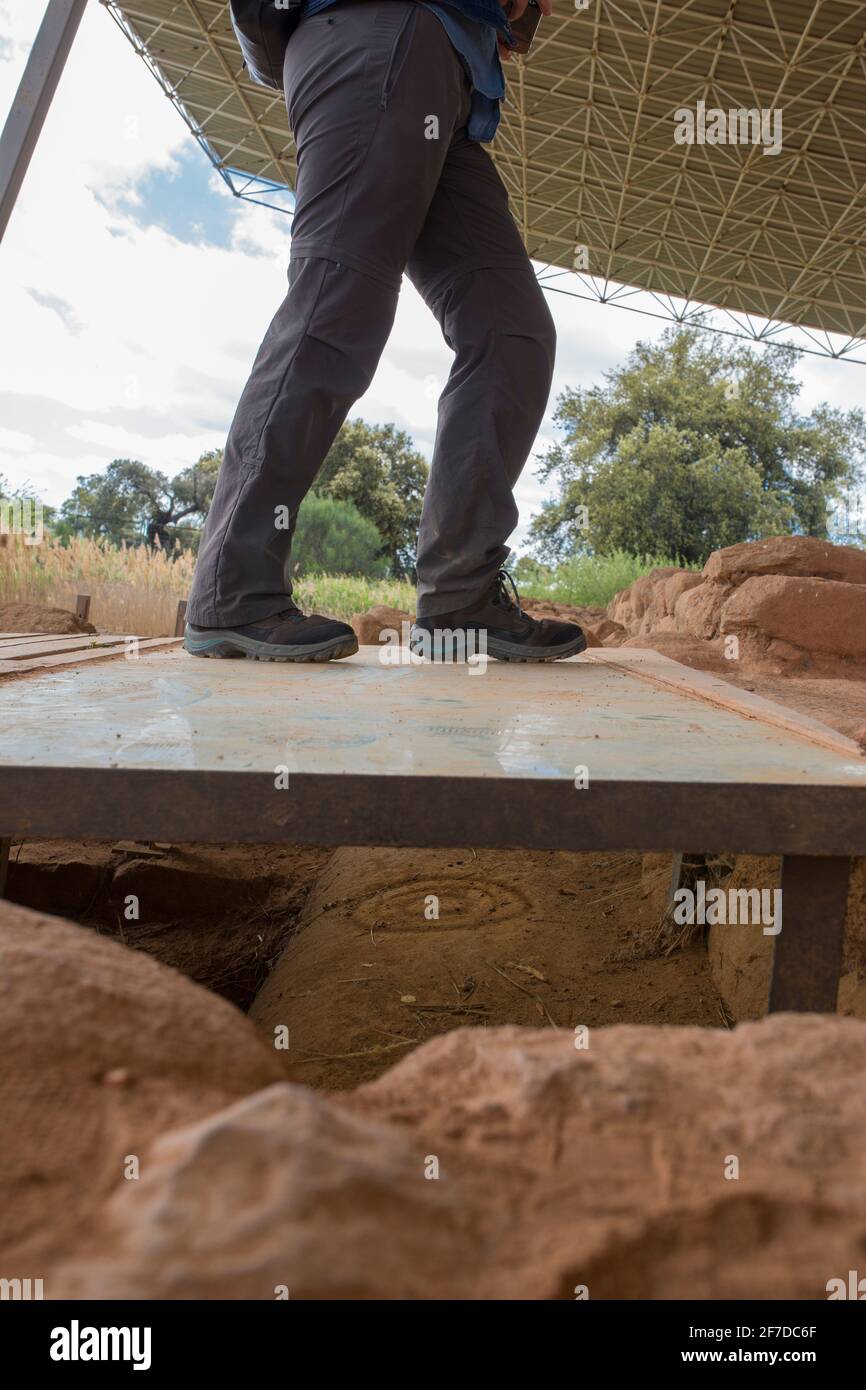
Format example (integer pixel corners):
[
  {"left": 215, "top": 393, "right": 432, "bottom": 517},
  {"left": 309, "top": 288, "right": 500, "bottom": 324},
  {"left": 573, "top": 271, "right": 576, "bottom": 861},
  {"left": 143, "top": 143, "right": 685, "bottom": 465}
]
[
  {"left": 408, "top": 626, "right": 588, "bottom": 663},
  {"left": 183, "top": 630, "right": 359, "bottom": 663}
]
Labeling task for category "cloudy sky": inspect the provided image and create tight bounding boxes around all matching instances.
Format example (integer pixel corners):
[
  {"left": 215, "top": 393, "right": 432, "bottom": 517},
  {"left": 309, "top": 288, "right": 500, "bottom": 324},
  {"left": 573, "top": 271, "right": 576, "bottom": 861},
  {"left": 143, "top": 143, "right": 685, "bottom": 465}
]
[{"left": 1, "top": 0, "right": 864, "bottom": 551}]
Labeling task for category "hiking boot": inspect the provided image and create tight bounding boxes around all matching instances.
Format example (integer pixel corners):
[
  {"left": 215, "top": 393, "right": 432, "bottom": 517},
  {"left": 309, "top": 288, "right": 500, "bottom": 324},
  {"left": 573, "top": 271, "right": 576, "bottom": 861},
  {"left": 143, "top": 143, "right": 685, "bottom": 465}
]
[
  {"left": 183, "top": 604, "right": 358, "bottom": 663},
  {"left": 410, "top": 570, "right": 587, "bottom": 663}
]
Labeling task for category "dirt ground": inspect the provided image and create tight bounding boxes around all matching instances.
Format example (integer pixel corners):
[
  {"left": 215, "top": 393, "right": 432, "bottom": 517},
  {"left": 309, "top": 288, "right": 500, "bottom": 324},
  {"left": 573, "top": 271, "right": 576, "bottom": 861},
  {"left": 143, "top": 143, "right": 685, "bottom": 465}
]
[
  {"left": 4, "top": 841, "right": 330, "bottom": 1011},
  {"left": 249, "top": 847, "right": 722, "bottom": 1089},
  {"left": 5, "top": 838, "right": 722, "bottom": 1087}
]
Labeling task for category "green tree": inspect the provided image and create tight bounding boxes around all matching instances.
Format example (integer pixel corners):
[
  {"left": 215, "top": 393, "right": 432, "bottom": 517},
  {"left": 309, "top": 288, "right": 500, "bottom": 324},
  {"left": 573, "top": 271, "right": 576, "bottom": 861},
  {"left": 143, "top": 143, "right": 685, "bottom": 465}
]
[
  {"left": 291, "top": 493, "right": 388, "bottom": 577},
  {"left": 531, "top": 326, "right": 865, "bottom": 565},
  {"left": 316, "top": 419, "right": 428, "bottom": 576},
  {"left": 59, "top": 452, "right": 221, "bottom": 550}
]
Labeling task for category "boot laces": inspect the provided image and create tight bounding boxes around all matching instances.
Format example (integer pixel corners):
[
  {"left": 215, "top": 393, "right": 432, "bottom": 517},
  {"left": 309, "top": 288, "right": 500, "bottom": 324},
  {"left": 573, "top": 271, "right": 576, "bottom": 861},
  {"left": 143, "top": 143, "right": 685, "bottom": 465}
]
[
  {"left": 276, "top": 603, "right": 304, "bottom": 623},
  {"left": 492, "top": 569, "right": 524, "bottom": 614}
]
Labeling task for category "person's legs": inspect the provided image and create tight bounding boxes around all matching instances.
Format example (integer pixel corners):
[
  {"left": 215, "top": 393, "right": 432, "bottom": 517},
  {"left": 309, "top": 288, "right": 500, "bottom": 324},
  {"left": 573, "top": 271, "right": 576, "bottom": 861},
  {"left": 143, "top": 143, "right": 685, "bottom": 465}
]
[
  {"left": 406, "top": 133, "right": 557, "bottom": 619},
  {"left": 405, "top": 130, "right": 586, "bottom": 660},
  {"left": 413, "top": 263, "right": 557, "bottom": 618},
  {"left": 188, "top": 2, "right": 471, "bottom": 630},
  {"left": 186, "top": 254, "right": 396, "bottom": 629}
]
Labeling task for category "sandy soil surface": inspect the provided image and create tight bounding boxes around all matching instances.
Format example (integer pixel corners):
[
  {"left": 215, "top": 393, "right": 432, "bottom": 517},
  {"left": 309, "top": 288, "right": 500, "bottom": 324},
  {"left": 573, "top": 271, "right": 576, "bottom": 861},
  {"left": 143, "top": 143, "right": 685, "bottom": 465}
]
[
  {"left": 5, "top": 840, "right": 722, "bottom": 1089},
  {"left": 249, "top": 847, "right": 721, "bottom": 1089}
]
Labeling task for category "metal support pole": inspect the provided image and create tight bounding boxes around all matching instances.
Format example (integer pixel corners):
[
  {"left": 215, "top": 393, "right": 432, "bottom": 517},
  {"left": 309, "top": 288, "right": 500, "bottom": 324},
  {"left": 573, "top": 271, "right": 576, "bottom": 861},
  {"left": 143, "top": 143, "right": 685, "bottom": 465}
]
[
  {"left": 0, "top": 837, "right": 11, "bottom": 898},
  {"left": 0, "top": 0, "right": 89, "bottom": 243},
  {"left": 768, "top": 856, "right": 850, "bottom": 1013}
]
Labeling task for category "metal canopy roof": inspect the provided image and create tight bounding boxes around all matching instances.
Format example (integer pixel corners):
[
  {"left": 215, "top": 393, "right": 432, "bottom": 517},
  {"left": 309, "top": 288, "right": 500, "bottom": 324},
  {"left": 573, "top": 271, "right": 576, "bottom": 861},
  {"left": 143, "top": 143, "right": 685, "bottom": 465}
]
[{"left": 105, "top": 0, "right": 866, "bottom": 358}]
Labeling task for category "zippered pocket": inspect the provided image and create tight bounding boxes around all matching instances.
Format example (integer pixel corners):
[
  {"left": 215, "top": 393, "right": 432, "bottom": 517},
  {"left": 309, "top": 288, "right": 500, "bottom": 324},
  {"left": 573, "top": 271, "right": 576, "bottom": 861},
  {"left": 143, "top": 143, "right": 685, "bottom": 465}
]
[{"left": 379, "top": 6, "right": 419, "bottom": 110}]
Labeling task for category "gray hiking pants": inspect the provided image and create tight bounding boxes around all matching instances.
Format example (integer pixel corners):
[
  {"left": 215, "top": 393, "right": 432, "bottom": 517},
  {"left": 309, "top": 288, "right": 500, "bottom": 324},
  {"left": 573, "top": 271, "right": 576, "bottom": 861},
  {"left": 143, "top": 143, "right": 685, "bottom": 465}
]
[{"left": 187, "top": 0, "right": 556, "bottom": 625}]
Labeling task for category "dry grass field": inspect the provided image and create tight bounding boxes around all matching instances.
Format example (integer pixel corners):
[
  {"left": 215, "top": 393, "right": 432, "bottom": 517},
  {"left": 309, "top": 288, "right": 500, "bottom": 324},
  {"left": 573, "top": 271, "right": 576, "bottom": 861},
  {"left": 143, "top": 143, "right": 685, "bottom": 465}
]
[{"left": 0, "top": 533, "right": 416, "bottom": 634}]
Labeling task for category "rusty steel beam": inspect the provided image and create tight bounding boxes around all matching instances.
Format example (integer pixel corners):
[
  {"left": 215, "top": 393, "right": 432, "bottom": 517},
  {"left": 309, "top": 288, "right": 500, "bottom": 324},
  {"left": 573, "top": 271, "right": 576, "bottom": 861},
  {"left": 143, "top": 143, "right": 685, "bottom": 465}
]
[
  {"left": 0, "top": 0, "right": 89, "bottom": 242},
  {"left": 2, "top": 768, "right": 866, "bottom": 860}
]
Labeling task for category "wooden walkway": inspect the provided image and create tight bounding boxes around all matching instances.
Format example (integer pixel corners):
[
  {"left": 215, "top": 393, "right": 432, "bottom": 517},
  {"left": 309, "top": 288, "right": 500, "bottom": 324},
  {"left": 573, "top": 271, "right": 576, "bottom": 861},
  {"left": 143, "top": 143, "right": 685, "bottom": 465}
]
[{"left": 0, "top": 631, "right": 181, "bottom": 678}]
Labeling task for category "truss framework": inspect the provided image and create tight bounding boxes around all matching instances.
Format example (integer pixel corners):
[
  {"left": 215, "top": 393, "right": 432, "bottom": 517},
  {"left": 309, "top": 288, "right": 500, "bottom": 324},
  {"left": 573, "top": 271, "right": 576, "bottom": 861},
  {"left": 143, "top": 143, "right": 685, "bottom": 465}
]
[
  {"left": 104, "top": 0, "right": 866, "bottom": 362},
  {"left": 536, "top": 265, "right": 866, "bottom": 363}
]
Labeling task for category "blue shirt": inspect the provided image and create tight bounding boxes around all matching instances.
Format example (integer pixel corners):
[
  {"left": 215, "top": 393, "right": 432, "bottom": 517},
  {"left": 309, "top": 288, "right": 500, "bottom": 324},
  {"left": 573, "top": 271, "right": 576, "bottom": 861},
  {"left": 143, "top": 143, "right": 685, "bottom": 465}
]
[{"left": 298, "top": 0, "right": 510, "bottom": 142}]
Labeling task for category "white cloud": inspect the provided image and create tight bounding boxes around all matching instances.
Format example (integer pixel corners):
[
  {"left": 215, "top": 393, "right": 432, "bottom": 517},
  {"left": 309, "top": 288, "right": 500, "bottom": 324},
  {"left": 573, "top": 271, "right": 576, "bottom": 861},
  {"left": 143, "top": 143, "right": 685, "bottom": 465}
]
[
  {"left": 0, "top": 425, "right": 34, "bottom": 453},
  {"left": 65, "top": 418, "right": 219, "bottom": 467}
]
